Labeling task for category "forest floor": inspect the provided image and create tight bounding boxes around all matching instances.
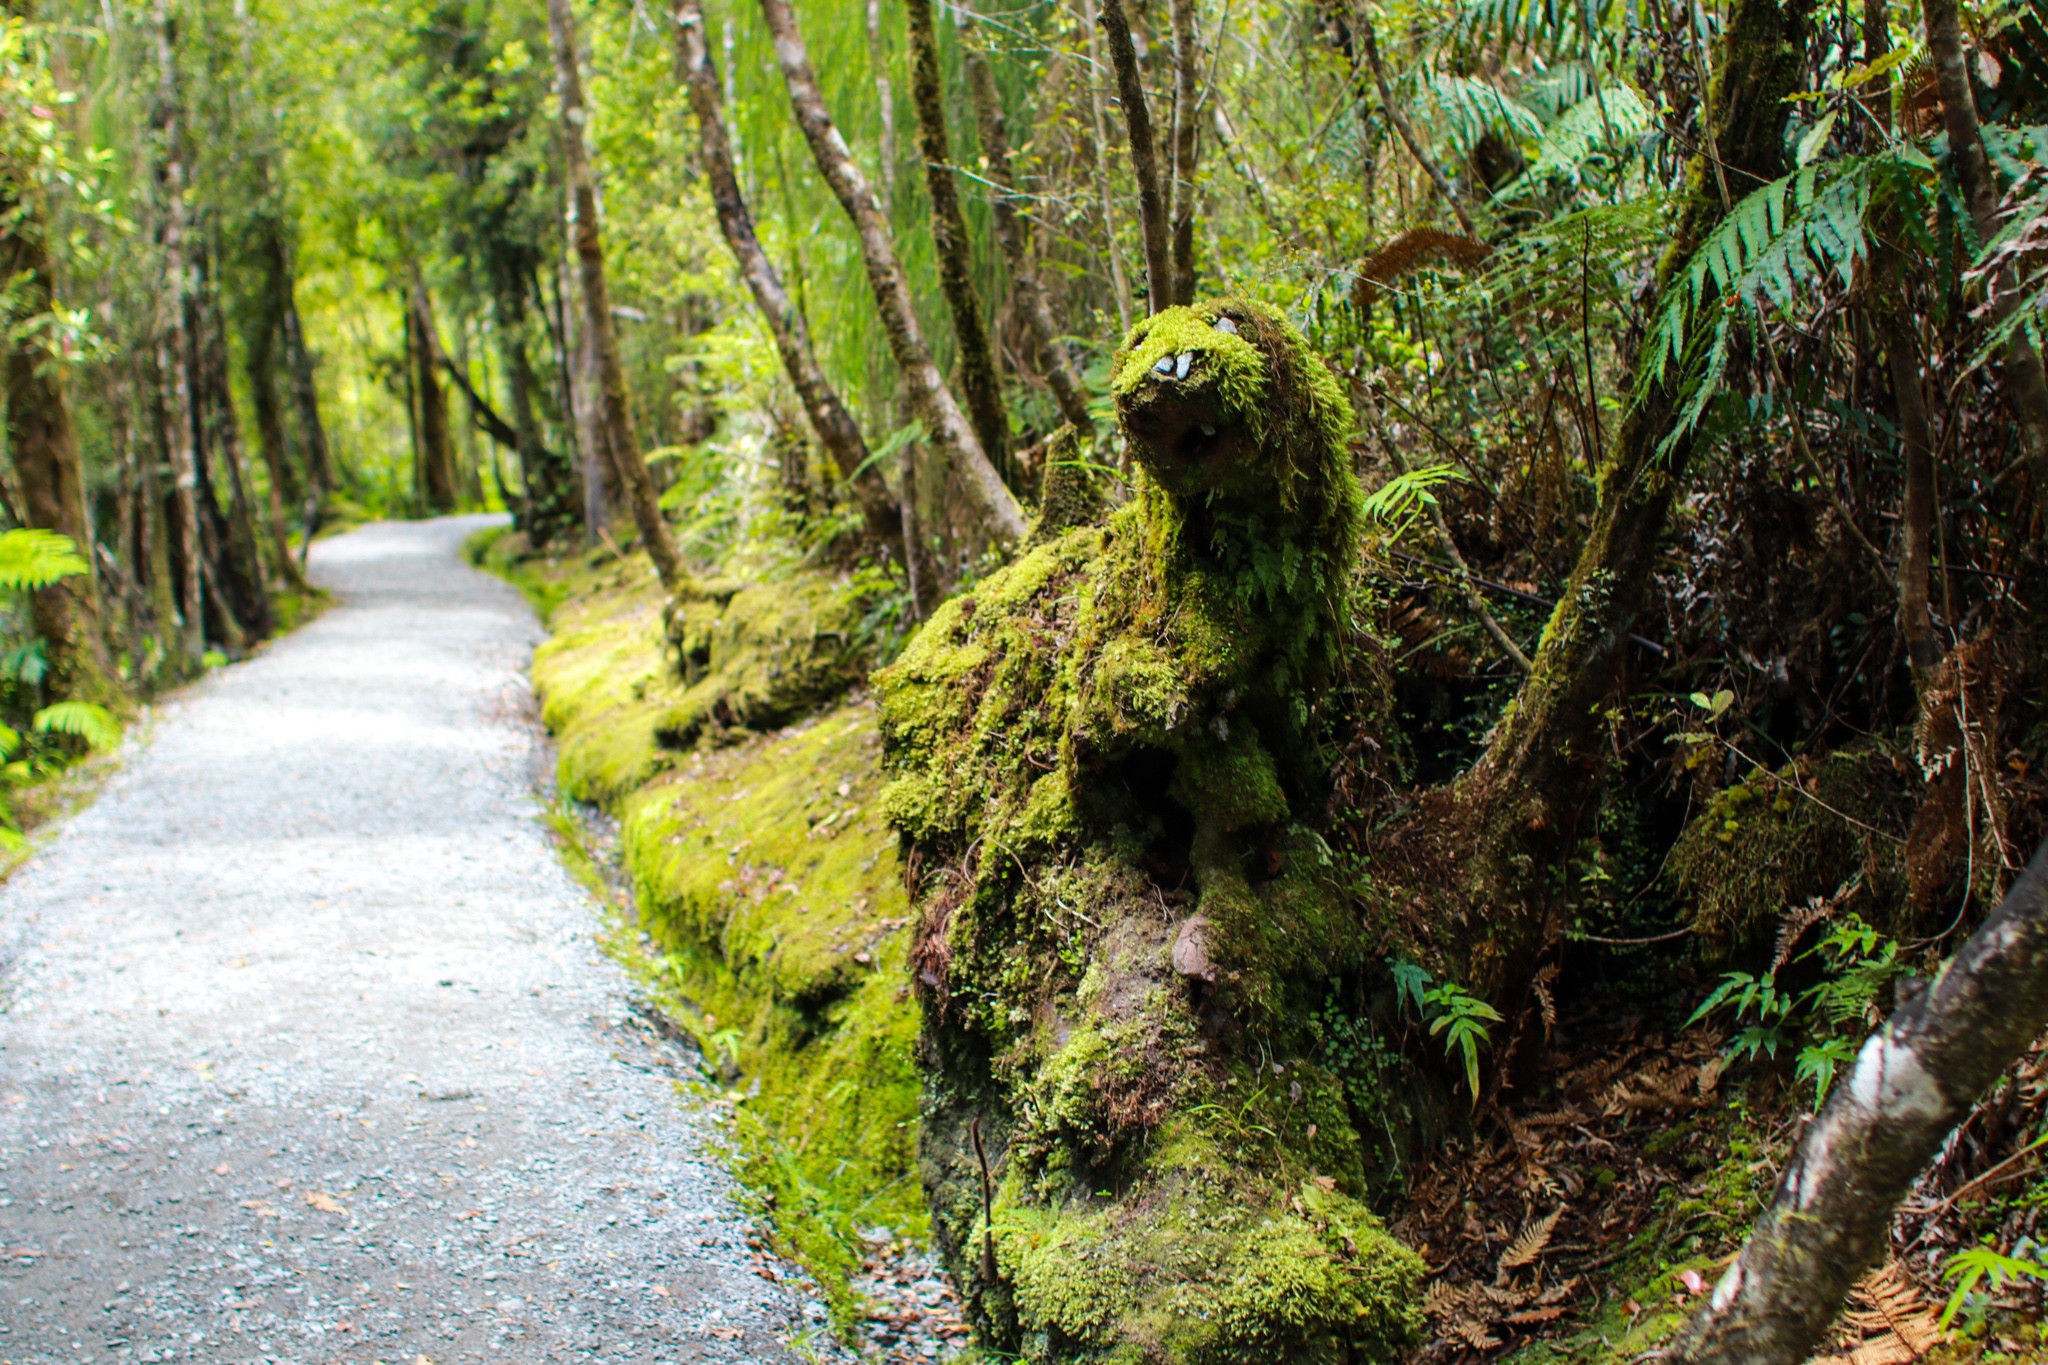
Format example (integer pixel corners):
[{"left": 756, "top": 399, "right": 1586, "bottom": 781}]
[{"left": 0, "top": 516, "right": 841, "bottom": 1365}]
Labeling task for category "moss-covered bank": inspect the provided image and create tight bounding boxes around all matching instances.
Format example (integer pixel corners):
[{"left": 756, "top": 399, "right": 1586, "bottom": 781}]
[{"left": 468, "top": 527, "right": 924, "bottom": 1324}]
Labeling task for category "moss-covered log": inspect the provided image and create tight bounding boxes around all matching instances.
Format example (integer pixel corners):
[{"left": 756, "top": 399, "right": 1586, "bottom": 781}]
[{"left": 877, "top": 299, "right": 1422, "bottom": 1362}]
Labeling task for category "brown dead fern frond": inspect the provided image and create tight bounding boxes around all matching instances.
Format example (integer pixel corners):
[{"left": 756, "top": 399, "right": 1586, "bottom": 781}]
[{"left": 1354, "top": 228, "right": 1493, "bottom": 308}]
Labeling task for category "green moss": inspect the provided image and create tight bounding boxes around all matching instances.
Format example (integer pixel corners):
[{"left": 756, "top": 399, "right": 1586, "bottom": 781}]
[
  {"left": 877, "top": 298, "right": 1421, "bottom": 1361},
  {"left": 1671, "top": 743, "right": 1912, "bottom": 953}
]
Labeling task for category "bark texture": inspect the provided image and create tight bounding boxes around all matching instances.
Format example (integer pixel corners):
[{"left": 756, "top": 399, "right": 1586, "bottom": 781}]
[
  {"left": 904, "top": 0, "right": 1011, "bottom": 475},
  {"left": 547, "top": 0, "right": 687, "bottom": 590},
  {"left": 1096, "top": 0, "right": 1173, "bottom": 312},
  {"left": 1676, "top": 837, "right": 2048, "bottom": 1365},
  {"left": 962, "top": 44, "right": 1094, "bottom": 432},
  {"left": 672, "top": 0, "right": 904, "bottom": 551},
  {"left": 758, "top": 0, "right": 1025, "bottom": 544}
]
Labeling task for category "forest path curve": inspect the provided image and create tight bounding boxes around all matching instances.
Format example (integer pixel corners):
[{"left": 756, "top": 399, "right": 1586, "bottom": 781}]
[{"left": 0, "top": 515, "right": 832, "bottom": 1365}]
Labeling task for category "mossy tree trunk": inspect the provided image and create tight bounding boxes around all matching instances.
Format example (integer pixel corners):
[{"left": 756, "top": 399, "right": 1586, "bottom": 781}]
[
  {"left": 962, "top": 42, "right": 1093, "bottom": 433},
  {"left": 904, "top": 0, "right": 1012, "bottom": 481},
  {"left": 242, "top": 282, "right": 311, "bottom": 594},
  {"left": 407, "top": 274, "right": 460, "bottom": 516},
  {"left": 196, "top": 254, "right": 274, "bottom": 639},
  {"left": 546, "top": 0, "right": 688, "bottom": 591},
  {"left": 672, "top": 0, "right": 906, "bottom": 553},
  {"left": 758, "top": 0, "right": 1025, "bottom": 546},
  {"left": 1443, "top": 0, "right": 1815, "bottom": 1003},
  {"left": 0, "top": 188, "right": 115, "bottom": 701}
]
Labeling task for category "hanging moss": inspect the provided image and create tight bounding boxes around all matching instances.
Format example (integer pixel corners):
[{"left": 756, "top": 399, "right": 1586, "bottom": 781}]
[{"left": 875, "top": 299, "right": 1421, "bottom": 1362}]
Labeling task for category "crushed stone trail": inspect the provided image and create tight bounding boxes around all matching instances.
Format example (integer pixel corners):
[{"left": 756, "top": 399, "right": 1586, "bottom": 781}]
[{"left": 0, "top": 516, "right": 833, "bottom": 1364}]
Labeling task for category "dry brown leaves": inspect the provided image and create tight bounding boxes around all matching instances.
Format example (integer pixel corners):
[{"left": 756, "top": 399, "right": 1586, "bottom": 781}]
[{"left": 1812, "top": 1263, "right": 1948, "bottom": 1365}]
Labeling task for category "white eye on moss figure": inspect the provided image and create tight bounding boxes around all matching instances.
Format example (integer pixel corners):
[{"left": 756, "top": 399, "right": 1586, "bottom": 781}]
[{"left": 1212, "top": 316, "right": 1240, "bottom": 335}]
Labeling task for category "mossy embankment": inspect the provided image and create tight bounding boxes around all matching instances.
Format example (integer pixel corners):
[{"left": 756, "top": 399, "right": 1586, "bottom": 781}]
[{"left": 466, "top": 526, "right": 923, "bottom": 1325}]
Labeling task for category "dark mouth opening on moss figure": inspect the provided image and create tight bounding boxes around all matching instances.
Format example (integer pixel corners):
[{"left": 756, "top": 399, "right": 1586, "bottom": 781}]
[{"left": 1120, "top": 375, "right": 1249, "bottom": 495}]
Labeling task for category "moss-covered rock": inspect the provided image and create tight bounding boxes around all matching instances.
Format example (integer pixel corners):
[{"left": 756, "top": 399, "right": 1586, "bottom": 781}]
[{"left": 876, "top": 299, "right": 1423, "bottom": 1361}]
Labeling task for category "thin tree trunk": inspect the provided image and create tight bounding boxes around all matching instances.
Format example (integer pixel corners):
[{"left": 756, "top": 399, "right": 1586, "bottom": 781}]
[
  {"left": 1676, "top": 837, "right": 2048, "bottom": 1365},
  {"left": 1081, "top": 0, "right": 1134, "bottom": 332},
  {"left": 407, "top": 274, "right": 460, "bottom": 514},
  {"left": 197, "top": 256, "right": 274, "bottom": 639},
  {"left": 1858, "top": 1, "right": 1938, "bottom": 681},
  {"left": 546, "top": 0, "right": 688, "bottom": 590},
  {"left": 673, "top": 0, "right": 904, "bottom": 551},
  {"left": 759, "top": 0, "right": 1026, "bottom": 545},
  {"left": 963, "top": 44, "right": 1093, "bottom": 433},
  {"left": 1355, "top": 2, "right": 1476, "bottom": 236},
  {"left": 1096, "top": 0, "right": 1173, "bottom": 312},
  {"left": 1922, "top": 0, "right": 2048, "bottom": 479},
  {"left": 1446, "top": 0, "right": 1815, "bottom": 1001},
  {"left": 867, "top": 0, "right": 897, "bottom": 217},
  {"left": 904, "top": 0, "right": 1012, "bottom": 477},
  {"left": 243, "top": 309, "right": 310, "bottom": 593},
  {"left": 1165, "top": 0, "right": 1201, "bottom": 303},
  {"left": 560, "top": 253, "right": 608, "bottom": 537},
  {"left": 153, "top": 0, "right": 205, "bottom": 663},
  {"left": 491, "top": 274, "right": 575, "bottom": 544}
]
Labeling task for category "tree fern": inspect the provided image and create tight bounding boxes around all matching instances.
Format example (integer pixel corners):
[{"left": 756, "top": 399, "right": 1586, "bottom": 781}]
[{"left": 1638, "top": 153, "right": 1933, "bottom": 441}]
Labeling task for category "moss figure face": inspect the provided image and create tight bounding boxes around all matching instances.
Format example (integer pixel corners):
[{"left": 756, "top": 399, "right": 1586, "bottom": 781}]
[{"left": 1112, "top": 301, "right": 1271, "bottom": 500}]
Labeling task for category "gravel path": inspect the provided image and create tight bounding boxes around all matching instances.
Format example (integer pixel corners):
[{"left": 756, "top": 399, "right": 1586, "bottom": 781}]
[{"left": 0, "top": 516, "right": 834, "bottom": 1365}]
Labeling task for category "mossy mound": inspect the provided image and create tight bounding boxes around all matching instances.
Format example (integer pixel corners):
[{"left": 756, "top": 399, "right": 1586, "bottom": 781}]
[
  {"left": 876, "top": 300, "right": 1423, "bottom": 1361},
  {"left": 660, "top": 572, "right": 886, "bottom": 749},
  {"left": 1670, "top": 743, "right": 1914, "bottom": 953}
]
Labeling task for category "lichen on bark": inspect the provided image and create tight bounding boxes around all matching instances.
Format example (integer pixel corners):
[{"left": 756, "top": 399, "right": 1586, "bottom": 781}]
[{"left": 876, "top": 299, "right": 1421, "bottom": 1362}]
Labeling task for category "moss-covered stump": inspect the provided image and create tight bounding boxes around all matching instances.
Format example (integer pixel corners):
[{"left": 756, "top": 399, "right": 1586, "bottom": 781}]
[{"left": 876, "top": 300, "right": 1424, "bottom": 1362}]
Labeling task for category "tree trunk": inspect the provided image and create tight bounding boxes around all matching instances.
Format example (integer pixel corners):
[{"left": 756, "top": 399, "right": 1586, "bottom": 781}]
[
  {"left": 0, "top": 202, "right": 113, "bottom": 700},
  {"left": 904, "top": 0, "right": 1012, "bottom": 478},
  {"left": 1676, "top": 837, "right": 2048, "bottom": 1365},
  {"left": 963, "top": 43, "right": 1094, "bottom": 433},
  {"left": 1165, "top": 0, "right": 1201, "bottom": 304},
  {"left": 407, "top": 275, "right": 460, "bottom": 514},
  {"left": 1096, "top": 0, "right": 1173, "bottom": 313},
  {"left": 545, "top": 0, "right": 687, "bottom": 591},
  {"left": 243, "top": 307, "right": 311, "bottom": 594},
  {"left": 197, "top": 256, "right": 274, "bottom": 640},
  {"left": 1922, "top": 0, "right": 2048, "bottom": 481},
  {"left": 490, "top": 273, "right": 576, "bottom": 545},
  {"left": 1444, "top": 0, "right": 1815, "bottom": 1000},
  {"left": 758, "top": 0, "right": 1026, "bottom": 545},
  {"left": 672, "top": 0, "right": 904, "bottom": 551},
  {"left": 1081, "top": 0, "right": 1135, "bottom": 332},
  {"left": 152, "top": 0, "right": 205, "bottom": 664}
]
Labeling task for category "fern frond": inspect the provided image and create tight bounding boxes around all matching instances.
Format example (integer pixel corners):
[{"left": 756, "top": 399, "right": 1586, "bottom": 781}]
[
  {"left": 33, "top": 701, "right": 121, "bottom": 751},
  {"left": 0, "top": 527, "right": 89, "bottom": 592},
  {"left": 1505, "top": 81, "right": 1654, "bottom": 197}
]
